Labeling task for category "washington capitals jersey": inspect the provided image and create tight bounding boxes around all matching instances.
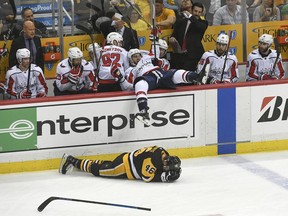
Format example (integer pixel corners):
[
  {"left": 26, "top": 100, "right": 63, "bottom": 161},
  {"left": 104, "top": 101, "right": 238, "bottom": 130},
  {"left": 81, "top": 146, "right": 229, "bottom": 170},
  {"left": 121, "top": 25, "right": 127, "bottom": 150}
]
[
  {"left": 55, "top": 58, "right": 95, "bottom": 92},
  {"left": 97, "top": 45, "right": 129, "bottom": 81},
  {"left": 197, "top": 50, "right": 239, "bottom": 83},
  {"left": 246, "top": 49, "right": 285, "bottom": 81},
  {"left": 5, "top": 64, "right": 48, "bottom": 99},
  {"left": 123, "top": 146, "right": 169, "bottom": 182}
]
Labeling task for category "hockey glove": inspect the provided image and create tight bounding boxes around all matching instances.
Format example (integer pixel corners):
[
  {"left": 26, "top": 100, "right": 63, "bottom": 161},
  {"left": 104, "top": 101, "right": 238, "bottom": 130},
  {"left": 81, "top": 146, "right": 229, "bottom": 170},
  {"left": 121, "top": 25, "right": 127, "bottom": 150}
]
[
  {"left": 36, "top": 92, "right": 46, "bottom": 97},
  {"left": 210, "top": 78, "right": 221, "bottom": 84},
  {"left": 68, "top": 65, "right": 83, "bottom": 84},
  {"left": 260, "top": 74, "right": 277, "bottom": 80},
  {"left": 161, "top": 168, "right": 182, "bottom": 183},
  {"left": 110, "top": 64, "right": 124, "bottom": 82},
  {"left": 152, "top": 58, "right": 159, "bottom": 67},
  {"left": 149, "top": 27, "right": 161, "bottom": 41},
  {"left": 18, "top": 89, "right": 32, "bottom": 99}
]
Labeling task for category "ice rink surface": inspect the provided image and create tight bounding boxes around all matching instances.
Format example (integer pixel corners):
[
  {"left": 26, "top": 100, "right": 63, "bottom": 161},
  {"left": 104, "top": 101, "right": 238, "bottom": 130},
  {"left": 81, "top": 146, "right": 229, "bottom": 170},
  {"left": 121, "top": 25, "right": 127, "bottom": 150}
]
[{"left": 1, "top": 150, "right": 288, "bottom": 216}]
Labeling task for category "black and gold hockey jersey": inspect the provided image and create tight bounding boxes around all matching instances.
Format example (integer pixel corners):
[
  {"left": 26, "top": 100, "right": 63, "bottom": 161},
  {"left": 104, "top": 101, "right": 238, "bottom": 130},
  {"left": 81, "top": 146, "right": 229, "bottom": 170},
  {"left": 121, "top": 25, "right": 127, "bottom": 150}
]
[{"left": 122, "top": 146, "right": 169, "bottom": 182}]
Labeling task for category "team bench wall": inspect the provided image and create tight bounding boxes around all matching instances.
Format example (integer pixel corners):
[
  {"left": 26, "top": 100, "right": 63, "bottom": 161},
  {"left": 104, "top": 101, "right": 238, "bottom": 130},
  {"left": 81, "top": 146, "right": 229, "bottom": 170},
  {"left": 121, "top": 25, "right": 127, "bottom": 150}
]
[{"left": 1, "top": 80, "right": 288, "bottom": 173}]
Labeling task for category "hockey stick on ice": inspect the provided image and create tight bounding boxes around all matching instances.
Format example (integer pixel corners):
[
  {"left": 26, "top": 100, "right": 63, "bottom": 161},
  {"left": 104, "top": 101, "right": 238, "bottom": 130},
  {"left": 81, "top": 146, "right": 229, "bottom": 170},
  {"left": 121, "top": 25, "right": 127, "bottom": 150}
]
[
  {"left": 271, "top": 37, "right": 280, "bottom": 76},
  {"left": 37, "top": 196, "right": 151, "bottom": 212},
  {"left": 220, "top": 31, "right": 232, "bottom": 83}
]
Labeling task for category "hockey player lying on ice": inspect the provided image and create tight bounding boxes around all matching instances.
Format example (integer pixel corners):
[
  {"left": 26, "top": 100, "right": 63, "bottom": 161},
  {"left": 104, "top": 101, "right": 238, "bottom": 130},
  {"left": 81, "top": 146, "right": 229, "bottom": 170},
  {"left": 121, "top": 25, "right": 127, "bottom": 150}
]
[{"left": 59, "top": 146, "right": 181, "bottom": 183}]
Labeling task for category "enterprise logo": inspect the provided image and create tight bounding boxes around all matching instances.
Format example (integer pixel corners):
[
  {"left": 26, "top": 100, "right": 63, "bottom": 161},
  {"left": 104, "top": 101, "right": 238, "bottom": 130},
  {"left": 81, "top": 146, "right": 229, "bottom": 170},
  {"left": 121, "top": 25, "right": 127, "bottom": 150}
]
[{"left": 0, "top": 120, "right": 34, "bottom": 139}]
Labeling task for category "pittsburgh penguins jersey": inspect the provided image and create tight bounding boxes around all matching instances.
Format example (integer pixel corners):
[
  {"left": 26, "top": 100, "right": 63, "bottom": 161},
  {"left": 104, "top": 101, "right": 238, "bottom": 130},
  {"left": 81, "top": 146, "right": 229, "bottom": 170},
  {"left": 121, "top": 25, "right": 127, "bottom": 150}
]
[
  {"left": 55, "top": 58, "right": 95, "bottom": 92},
  {"left": 197, "top": 50, "right": 239, "bottom": 83},
  {"left": 97, "top": 45, "right": 129, "bottom": 82},
  {"left": 246, "top": 49, "right": 285, "bottom": 81},
  {"left": 123, "top": 146, "right": 169, "bottom": 182},
  {"left": 5, "top": 64, "right": 48, "bottom": 99}
]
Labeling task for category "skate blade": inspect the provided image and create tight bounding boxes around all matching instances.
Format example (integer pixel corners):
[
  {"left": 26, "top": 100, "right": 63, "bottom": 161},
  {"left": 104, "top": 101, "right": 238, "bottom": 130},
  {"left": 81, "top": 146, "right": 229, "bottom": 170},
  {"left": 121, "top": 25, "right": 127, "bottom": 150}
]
[
  {"left": 136, "top": 115, "right": 151, "bottom": 127},
  {"left": 59, "top": 154, "right": 74, "bottom": 174}
]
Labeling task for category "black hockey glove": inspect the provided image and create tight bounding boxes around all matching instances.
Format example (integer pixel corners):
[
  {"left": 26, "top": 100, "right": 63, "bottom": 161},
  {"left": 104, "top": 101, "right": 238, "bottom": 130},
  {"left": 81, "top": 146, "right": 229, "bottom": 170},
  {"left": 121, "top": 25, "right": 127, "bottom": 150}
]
[
  {"left": 161, "top": 168, "right": 182, "bottom": 183},
  {"left": 152, "top": 58, "right": 159, "bottom": 67}
]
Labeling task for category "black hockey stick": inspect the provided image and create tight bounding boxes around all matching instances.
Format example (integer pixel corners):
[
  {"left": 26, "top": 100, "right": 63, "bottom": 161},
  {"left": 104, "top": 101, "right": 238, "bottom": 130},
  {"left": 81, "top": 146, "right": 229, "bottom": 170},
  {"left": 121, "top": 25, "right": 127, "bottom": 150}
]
[
  {"left": 271, "top": 37, "right": 280, "bottom": 76},
  {"left": 76, "top": 22, "right": 99, "bottom": 68},
  {"left": 220, "top": 31, "right": 232, "bottom": 82},
  {"left": 37, "top": 196, "right": 151, "bottom": 212}
]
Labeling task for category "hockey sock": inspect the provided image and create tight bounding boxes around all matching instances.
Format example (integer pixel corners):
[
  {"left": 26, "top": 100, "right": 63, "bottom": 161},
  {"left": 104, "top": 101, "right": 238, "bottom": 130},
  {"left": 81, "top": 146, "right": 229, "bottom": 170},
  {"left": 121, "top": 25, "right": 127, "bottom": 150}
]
[{"left": 185, "top": 71, "right": 198, "bottom": 83}]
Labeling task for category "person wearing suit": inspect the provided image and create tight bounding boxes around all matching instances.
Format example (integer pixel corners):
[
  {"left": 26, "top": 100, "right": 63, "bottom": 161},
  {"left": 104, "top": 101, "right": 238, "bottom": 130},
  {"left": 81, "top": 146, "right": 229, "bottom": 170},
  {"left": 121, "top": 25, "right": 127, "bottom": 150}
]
[
  {"left": 169, "top": 2, "right": 208, "bottom": 71},
  {"left": 9, "top": 20, "right": 44, "bottom": 71},
  {"left": 99, "top": 12, "right": 139, "bottom": 51}
]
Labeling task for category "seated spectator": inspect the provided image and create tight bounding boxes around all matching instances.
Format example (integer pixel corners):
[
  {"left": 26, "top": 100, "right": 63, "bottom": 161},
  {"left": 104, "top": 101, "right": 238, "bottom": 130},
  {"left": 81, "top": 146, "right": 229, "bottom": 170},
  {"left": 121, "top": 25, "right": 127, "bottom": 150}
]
[
  {"left": 246, "top": 34, "right": 285, "bottom": 81},
  {"left": 144, "top": 0, "right": 176, "bottom": 30},
  {"left": 196, "top": 33, "right": 239, "bottom": 84},
  {"left": 9, "top": 20, "right": 44, "bottom": 71},
  {"left": 0, "top": 0, "right": 17, "bottom": 40},
  {"left": 253, "top": 0, "right": 281, "bottom": 21},
  {"left": 14, "top": 7, "right": 47, "bottom": 38},
  {"left": 206, "top": 0, "right": 222, "bottom": 25},
  {"left": 164, "top": 0, "right": 179, "bottom": 10},
  {"left": 280, "top": 0, "right": 288, "bottom": 19},
  {"left": 134, "top": 0, "right": 151, "bottom": 20},
  {"left": 5, "top": 48, "right": 48, "bottom": 99},
  {"left": 53, "top": 47, "right": 97, "bottom": 95},
  {"left": 212, "top": 0, "right": 249, "bottom": 25},
  {"left": 127, "top": 4, "right": 149, "bottom": 31}
]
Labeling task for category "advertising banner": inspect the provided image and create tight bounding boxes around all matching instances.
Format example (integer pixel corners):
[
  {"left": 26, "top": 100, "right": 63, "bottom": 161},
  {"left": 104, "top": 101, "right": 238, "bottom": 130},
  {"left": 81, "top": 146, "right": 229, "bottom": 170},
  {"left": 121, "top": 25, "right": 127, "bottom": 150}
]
[
  {"left": 247, "top": 20, "right": 288, "bottom": 60},
  {"left": 0, "top": 93, "right": 196, "bottom": 152},
  {"left": 251, "top": 84, "right": 288, "bottom": 141}
]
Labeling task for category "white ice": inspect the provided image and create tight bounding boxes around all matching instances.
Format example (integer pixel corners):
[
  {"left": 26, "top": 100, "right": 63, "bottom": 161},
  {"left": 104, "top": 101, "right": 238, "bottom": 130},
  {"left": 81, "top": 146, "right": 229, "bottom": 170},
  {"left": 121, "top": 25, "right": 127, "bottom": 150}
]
[{"left": 1, "top": 150, "right": 288, "bottom": 216}]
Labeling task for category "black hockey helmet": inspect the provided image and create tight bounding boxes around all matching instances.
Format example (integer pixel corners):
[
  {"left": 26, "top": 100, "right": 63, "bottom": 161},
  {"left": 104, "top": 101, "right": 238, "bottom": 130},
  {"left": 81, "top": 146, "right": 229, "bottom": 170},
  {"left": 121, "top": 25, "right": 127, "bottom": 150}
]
[{"left": 163, "top": 156, "right": 181, "bottom": 171}]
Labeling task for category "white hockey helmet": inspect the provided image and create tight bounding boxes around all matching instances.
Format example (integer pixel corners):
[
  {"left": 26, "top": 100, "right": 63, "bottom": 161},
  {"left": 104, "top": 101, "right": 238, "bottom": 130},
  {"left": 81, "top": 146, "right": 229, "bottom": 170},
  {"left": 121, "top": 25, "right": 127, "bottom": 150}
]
[
  {"left": 88, "top": 43, "right": 100, "bottom": 53},
  {"left": 216, "top": 33, "right": 229, "bottom": 45},
  {"left": 128, "top": 48, "right": 142, "bottom": 66},
  {"left": 258, "top": 34, "right": 273, "bottom": 46},
  {"left": 16, "top": 48, "right": 30, "bottom": 64},
  {"left": 68, "top": 47, "right": 83, "bottom": 64},
  {"left": 106, "top": 32, "right": 123, "bottom": 46},
  {"left": 158, "top": 39, "right": 168, "bottom": 50}
]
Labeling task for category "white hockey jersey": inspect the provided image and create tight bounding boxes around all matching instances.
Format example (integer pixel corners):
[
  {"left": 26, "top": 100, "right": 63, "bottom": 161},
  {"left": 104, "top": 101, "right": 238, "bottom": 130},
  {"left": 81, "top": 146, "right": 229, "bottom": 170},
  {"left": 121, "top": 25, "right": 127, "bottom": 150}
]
[
  {"left": 246, "top": 49, "right": 285, "bottom": 81},
  {"left": 97, "top": 45, "right": 129, "bottom": 83},
  {"left": 5, "top": 64, "right": 48, "bottom": 99},
  {"left": 55, "top": 58, "right": 95, "bottom": 92},
  {"left": 197, "top": 50, "right": 239, "bottom": 83}
]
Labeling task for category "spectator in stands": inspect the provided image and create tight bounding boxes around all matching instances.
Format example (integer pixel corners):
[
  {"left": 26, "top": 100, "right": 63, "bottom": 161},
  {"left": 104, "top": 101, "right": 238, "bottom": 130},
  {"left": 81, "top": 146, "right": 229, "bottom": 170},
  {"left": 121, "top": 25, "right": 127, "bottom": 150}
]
[
  {"left": 164, "top": 0, "right": 179, "bottom": 10},
  {"left": 145, "top": 0, "right": 176, "bottom": 30},
  {"left": 0, "top": 0, "right": 16, "bottom": 40},
  {"left": 196, "top": 33, "right": 239, "bottom": 84},
  {"left": 14, "top": 7, "right": 47, "bottom": 38},
  {"left": 169, "top": 2, "right": 208, "bottom": 71},
  {"left": 212, "top": 0, "right": 249, "bottom": 25},
  {"left": 127, "top": 4, "right": 149, "bottom": 31},
  {"left": 253, "top": 0, "right": 281, "bottom": 21},
  {"left": 206, "top": 0, "right": 222, "bottom": 25},
  {"left": 9, "top": 20, "right": 44, "bottom": 71},
  {"left": 134, "top": 0, "right": 151, "bottom": 20},
  {"left": 281, "top": 1, "right": 288, "bottom": 19},
  {"left": 53, "top": 47, "right": 97, "bottom": 95},
  {"left": 5, "top": 48, "right": 48, "bottom": 99},
  {"left": 99, "top": 11, "right": 139, "bottom": 51},
  {"left": 246, "top": 34, "right": 285, "bottom": 81}
]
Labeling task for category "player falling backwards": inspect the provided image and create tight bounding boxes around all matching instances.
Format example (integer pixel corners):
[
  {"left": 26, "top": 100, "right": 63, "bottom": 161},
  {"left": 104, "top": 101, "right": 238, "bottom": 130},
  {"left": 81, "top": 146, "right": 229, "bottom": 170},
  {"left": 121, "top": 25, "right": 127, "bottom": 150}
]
[
  {"left": 110, "top": 34, "right": 206, "bottom": 126},
  {"left": 59, "top": 146, "right": 182, "bottom": 183}
]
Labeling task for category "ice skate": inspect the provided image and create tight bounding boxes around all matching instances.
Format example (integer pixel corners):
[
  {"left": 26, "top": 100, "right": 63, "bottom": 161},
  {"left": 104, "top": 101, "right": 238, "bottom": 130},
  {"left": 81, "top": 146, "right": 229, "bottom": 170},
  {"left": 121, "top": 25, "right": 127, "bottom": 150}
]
[
  {"left": 196, "top": 63, "right": 210, "bottom": 85},
  {"left": 136, "top": 111, "right": 151, "bottom": 127},
  {"left": 59, "top": 154, "right": 76, "bottom": 174}
]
